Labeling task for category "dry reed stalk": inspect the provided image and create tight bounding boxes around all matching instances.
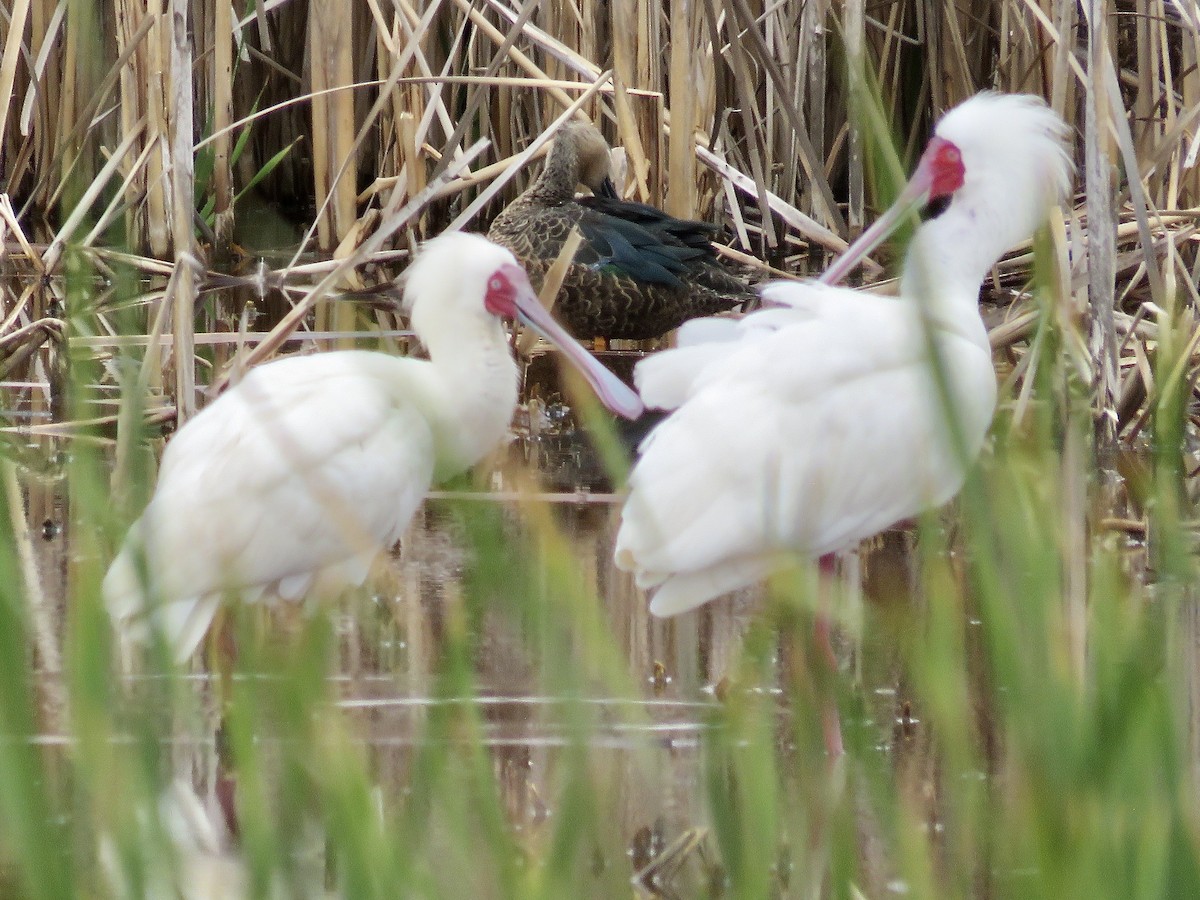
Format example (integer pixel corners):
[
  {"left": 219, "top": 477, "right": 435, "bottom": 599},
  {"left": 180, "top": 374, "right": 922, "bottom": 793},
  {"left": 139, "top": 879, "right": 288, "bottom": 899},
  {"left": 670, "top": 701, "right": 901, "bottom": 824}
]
[
  {"left": 1181, "top": 13, "right": 1199, "bottom": 207},
  {"left": 211, "top": 0, "right": 235, "bottom": 249},
  {"left": 189, "top": 80, "right": 374, "bottom": 153},
  {"left": 131, "top": 262, "right": 186, "bottom": 422},
  {"left": 398, "top": 112, "right": 424, "bottom": 218},
  {"left": 145, "top": 2, "right": 171, "bottom": 257},
  {"left": 0, "top": 279, "right": 49, "bottom": 332},
  {"left": 354, "top": 72, "right": 619, "bottom": 93},
  {"left": 1107, "top": 80, "right": 1168, "bottom": 306},
  {"left": 280, "top": 0, "right": 442, "bottom": 278},
  {"left": 485, "top": 0, "right": 605, "bottom": 85},
  {"left": 0, "top": 195, "right": 42, "bottom": 275},
  {"left": 360, "top": 142, "right": 551, "bottom": 205},
  {"left": 989, "top": 310, "right": 1042, "bottom": 351},
  {"left": 81, "top": 141, "right": 159, "bottom": 251},
  {"left": 374, "top": 12, "right": 412, "bottom": 230},
  {"left": 795, "top": 0, "right": 827, "bottom": 220},
  {"left": 391, "top": 0, "right": 466, "bottom": 157},
  {"left": 665, "top": 0, "right": 699, "bottom": 220},
  {"left": 307, "top": 2, "right": 357, "bottom": 254},
  {"left": 766, "top": 2, "right": 801, "bottom": 213},
  {"left": 25, "top": 0, "right": 63, "bottom": 191},
  {"left": 26, "top": 11, "right": 153, "bottom": 221},
  {"left": 639, "top": 92, "right": 667, "bottom": 206},
  {"left": 843, "top": 0, "right": 866, "bottom": 236},
  {"left": 0, "top": 0, "right": 31, "bottom": 151},
  {"left": 1084, "top": 0, "right": 1120, "bottom": 446},
  {"left": 41, "top": 119, "right": 148, "bottom": 272},
  {"left": 308, "top": 16, "right": 333, "bottom": 255},
  {"left": 17, "top": 412, "right": 174, "bottom": 439},
  {"left": 743, "top": 0, "right": 846, "bottom": 230},
  {"left": 210, "top": 138, "right": 489, "bottom": 394},
  {"left": 77, "top": 329, "right": 415, "bottom": 351},
  {"left": 609, "top": 1, "right": 652, "bottom": 201},
  {"left": 714, "top": 0, "right": 775, "bottom": 247},
  {"left": 449, "top": 0, "right": 584, "bottom": 122},
  {"left": 535, "top": 0, "right": 573, "bottom": 86},
  {"left": 446, "top": 0, "right": 548, "bottom": 210},
  {"left": 308, "top": 3, "right": 359, "bottom": 344},
  {"left": 714, "top": 243, "right": 799, "bottom": 280},
  {"left": 695, "top": 146, "right": 860, "bottom": 261},
  {"left": 168, "top": 0, "right": 197, "bottom": 421}
]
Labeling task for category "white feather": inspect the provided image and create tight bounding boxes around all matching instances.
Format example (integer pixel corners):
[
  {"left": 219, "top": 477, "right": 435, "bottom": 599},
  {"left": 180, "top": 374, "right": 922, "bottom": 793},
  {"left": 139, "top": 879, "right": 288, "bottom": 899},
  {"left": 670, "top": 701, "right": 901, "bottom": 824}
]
[
  {"left": 105, "top": 233, "right": 608, "bottom": 663},
  {"left": 103, "top": 351, "right": 441, "bottom": 661},
  {"left": 616, "top": 92, "right": 1073, "bottom": 617},
  {"left": 634, "top": 295, "right": 829, "bottom": 412}
]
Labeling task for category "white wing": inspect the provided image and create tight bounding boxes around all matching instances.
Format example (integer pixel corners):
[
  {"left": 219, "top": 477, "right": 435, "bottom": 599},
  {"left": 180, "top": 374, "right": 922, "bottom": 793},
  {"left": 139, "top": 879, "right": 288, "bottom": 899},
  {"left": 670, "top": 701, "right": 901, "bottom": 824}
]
[
  {"left": 104, "top": 351, "right": 437, "bottom": 659},
  {"left": 633, "top": 281, "right": 855, "bottom": 412},
  {"left": 616, "top": 290, "right": 996, "bottom": 615},
  {"left": 757, "top": 278, "right": 859, "bottom": 310}
]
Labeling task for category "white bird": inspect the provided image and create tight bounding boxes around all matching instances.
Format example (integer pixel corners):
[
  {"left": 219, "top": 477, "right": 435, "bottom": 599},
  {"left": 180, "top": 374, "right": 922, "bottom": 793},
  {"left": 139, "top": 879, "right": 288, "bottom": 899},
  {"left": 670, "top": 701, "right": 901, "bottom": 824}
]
[
  {"left": 615, "top": 93, "right": 1072, "bottom": 617},
  {"left": 105, "top": 232, "right": 644, "bottom": 661}
]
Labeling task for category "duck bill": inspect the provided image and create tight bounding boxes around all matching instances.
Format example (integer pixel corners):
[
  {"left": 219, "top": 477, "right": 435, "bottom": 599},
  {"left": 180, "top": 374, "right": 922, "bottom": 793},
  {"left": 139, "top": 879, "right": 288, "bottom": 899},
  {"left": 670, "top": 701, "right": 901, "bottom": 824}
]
[
  {"left": 514, "top": 288, "right": 645, "bottom": 420},
  {"left": 596, "top": 176, "right": 620, "bottom": 200},
  {"left": 818, "top": 163, "right": 935, "bottom": 286}
]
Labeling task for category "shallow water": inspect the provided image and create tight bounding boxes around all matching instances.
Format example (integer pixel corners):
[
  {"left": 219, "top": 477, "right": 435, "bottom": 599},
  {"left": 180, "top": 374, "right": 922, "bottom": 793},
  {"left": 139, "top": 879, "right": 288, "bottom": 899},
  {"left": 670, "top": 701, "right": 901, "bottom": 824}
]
[
  {"left": 3, "top": 366, "right": 910, "bottom": 895},
  {"left": 2, "top": 276, "right": 1192, "bottom": 897}
]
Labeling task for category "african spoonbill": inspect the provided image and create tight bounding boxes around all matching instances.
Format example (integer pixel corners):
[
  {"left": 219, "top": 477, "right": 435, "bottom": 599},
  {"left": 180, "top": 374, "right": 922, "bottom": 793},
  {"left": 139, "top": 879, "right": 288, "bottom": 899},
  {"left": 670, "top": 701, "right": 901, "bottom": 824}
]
[
  {"left": 615, "top": 93, "right": 1073, "bottom": 619},
  {"left": 104, "top": 232, "right": 643, "bottom": 662}
]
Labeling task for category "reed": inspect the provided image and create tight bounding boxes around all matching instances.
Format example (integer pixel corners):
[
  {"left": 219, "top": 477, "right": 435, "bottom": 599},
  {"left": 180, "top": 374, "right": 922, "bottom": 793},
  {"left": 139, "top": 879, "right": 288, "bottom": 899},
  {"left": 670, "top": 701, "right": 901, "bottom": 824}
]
[{"left": 0, "top": 0, "right": 1199, "bottom": 896}]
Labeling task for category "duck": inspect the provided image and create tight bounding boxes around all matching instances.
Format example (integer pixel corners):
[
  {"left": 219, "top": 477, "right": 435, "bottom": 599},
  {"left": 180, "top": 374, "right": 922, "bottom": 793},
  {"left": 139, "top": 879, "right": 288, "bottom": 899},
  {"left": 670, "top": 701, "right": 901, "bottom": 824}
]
[{"left": 488, "top": 120, "right": 753, "bottom": 341}]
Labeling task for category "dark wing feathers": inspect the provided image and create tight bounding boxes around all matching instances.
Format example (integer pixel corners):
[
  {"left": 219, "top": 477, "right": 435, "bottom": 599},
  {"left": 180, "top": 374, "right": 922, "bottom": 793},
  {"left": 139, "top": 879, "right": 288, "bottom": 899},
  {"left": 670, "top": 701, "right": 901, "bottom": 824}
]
[
  {"left": 575, "top": 209, "right": 711, "bottom": 287},
  {"left": 579, "top": 196, "right": 720, "bottom": 254},
  {"left": 488, "top": 174, "right": 753, "bottom": 338}
]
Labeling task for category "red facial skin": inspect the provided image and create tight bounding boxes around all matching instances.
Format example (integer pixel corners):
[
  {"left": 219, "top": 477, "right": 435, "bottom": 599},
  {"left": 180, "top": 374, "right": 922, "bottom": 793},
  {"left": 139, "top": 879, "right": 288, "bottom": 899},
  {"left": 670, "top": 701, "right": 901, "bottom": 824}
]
[
  {"left": 923, "top": 136, "right": 965, "bottom": 198},
  {"left": 815, "top": 134, "right": 966, "bottom": 286},
  {"left": 475, "top": 258, "right": 644, "bottom": 420},
  {"left": 483, "top": 265, "right": 528, "bottom": 318}
]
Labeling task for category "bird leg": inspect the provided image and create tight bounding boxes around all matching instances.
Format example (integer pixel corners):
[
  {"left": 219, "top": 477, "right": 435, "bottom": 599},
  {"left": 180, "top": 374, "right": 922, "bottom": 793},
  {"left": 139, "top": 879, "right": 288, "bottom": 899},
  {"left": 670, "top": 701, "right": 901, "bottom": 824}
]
[
  {"left": 205, "top": 606, "right": 238, "bottom": 715},
  {"left": 815, "top": 554, "right": 844, "bottom": 758},
  {"left": 779, "top": 556, "right": 846, "bottom": 758}
]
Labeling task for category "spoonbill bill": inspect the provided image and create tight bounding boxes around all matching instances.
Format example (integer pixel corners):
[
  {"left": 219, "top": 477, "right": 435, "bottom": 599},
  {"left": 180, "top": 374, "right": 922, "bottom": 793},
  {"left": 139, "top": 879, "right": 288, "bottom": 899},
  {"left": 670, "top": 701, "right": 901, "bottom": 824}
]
[
  {"left": 489, "top": 120, "right": 752, "bottom": 340},
  {"left": 105, "top": 232, "right": 644, "bottom": 662},
  {"left": 614, "top": 93, "right": 1073, "bottom": 617}
]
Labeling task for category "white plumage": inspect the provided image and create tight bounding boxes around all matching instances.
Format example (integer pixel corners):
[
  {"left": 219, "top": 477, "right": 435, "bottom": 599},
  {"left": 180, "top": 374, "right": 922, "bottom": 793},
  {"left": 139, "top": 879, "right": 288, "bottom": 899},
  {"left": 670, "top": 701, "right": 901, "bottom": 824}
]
[
  {"left": 105, "top": 232, "right": 643, "bottom": 660},
  {"left": 615, "top": 93, "right": 1073, "bottom": 617}
]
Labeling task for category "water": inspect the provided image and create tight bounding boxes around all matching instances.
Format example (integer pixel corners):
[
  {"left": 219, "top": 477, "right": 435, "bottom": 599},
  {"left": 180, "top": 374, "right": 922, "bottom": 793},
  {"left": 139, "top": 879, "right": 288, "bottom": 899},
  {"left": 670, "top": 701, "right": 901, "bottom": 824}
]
[
  {"left": 2, "top": 276, "right": 1191, "bottom": 897},
  {"left": 0, "top": 277, "right": 786, "bottom": 894}
]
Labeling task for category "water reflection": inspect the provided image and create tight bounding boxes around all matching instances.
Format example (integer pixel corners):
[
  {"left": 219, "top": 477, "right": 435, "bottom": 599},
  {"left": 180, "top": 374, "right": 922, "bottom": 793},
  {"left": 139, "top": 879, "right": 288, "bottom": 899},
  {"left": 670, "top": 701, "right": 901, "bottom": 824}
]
[
  {"left": 3, "top": 275, "right": 1191, "bottom": 894},
  {"left": 335, "top": 494, "right": 748, "bottom": 884}
]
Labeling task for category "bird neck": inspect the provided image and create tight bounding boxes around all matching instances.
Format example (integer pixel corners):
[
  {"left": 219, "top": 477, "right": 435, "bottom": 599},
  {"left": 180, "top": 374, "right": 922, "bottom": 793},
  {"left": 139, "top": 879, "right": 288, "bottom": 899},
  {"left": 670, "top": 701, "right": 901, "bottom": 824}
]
[
  {"left": 526, "top": 141, "right": 580, "bottom": 205},
  {"left": 419, "top": 316, "right": 520, "bottom": 475},
  {"left": 899, "top": 208, "right": 1004, "bottom": 349}
]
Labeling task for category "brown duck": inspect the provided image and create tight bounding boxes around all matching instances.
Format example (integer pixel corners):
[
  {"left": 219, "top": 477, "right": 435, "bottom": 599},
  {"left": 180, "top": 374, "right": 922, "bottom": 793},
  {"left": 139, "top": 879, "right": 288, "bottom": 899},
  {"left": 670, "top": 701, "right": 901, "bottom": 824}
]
[{"left": 488, "top": 121, "right": 752, "bottom": 341}]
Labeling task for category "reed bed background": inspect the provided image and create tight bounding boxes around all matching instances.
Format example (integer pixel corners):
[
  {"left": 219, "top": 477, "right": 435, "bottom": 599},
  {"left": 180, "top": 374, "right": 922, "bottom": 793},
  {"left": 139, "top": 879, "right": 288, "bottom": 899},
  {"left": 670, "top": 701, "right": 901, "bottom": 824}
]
[{"left": 0, "top": 0, "right": 1200, "bottom": 897}]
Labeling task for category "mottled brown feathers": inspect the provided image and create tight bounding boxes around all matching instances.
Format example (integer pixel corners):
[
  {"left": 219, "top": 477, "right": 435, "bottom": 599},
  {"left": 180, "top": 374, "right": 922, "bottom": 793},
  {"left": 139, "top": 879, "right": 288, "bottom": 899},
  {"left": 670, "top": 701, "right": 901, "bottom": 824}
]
[{"left": 488, "top": 121, "right": 752, "bottom": 340}]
